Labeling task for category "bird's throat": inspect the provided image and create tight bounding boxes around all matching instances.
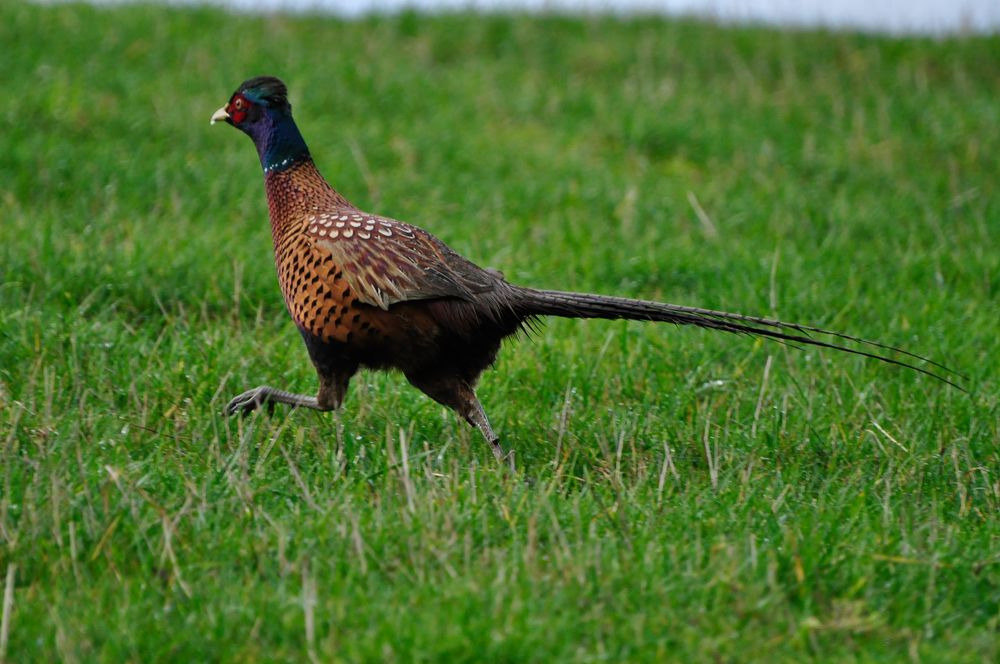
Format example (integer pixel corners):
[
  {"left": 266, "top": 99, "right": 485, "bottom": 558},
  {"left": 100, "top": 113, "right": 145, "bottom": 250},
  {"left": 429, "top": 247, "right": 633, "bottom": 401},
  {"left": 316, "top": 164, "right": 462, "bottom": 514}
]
[
  {"left": 255, "top": 112, "right": 310, "bottom": 174},
  {"left": 263, "top": 158, "right": 354, "bottom": 249}
]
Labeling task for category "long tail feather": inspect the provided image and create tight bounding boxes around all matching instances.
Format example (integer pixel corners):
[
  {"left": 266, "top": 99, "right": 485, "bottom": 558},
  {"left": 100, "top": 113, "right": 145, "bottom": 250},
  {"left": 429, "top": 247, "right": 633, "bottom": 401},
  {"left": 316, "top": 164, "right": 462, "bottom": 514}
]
[{"left": 514, "top": 287, "right": 966, "bottom": 391}]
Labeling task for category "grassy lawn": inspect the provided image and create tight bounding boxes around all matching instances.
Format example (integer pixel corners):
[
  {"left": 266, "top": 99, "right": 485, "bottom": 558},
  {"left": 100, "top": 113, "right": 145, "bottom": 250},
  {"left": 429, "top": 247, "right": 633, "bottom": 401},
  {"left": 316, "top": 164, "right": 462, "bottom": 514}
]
[{"left": 1, "top": 1, "right": 997, "bottom": 660}]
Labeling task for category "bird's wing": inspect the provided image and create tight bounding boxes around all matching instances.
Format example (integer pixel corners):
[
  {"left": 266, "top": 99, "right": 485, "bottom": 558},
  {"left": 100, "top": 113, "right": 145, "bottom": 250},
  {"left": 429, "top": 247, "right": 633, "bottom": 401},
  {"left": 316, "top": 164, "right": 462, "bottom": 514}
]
[{"left": 307, "top": 210, "right": 497, "bottom": 310}]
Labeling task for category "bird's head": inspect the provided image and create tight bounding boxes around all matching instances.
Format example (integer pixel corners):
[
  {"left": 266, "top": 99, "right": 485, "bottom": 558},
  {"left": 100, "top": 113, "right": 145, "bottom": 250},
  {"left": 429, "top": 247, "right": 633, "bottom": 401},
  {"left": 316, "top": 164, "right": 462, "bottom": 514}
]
[
  {"left": 211, "top": 76, "right": 291, "bottom": 135},
  {"left": 212, "top": 76, "right": 309, "bottom": 173}
]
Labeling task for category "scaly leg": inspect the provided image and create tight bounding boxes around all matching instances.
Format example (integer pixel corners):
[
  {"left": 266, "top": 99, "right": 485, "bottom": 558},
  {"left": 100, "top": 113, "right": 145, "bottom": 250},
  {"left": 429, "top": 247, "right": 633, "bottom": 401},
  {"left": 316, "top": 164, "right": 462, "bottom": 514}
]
[
  {"left": 225, "top": 370, "right": 352, "bottom": 416},
  {"left": 225, "top": 386, "right": 320, "bottom": 415},
  {"left": 467, "top": 395, "right": 515, "bottom": 471},
  {"left": 406, "top": 372, "right": 515, "bottom": 470}
]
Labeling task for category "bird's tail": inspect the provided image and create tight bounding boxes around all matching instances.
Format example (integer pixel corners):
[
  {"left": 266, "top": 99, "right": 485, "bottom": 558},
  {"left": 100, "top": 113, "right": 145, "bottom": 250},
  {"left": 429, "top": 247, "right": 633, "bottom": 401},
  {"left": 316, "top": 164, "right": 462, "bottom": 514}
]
[{"left": 513, "top": 287, "right": 965, "bottom": 390}]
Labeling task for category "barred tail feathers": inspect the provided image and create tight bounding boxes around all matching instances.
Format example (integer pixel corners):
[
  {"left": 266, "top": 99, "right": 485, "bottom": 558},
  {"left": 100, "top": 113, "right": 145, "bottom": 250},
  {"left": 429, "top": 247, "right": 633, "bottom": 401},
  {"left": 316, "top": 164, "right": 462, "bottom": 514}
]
[{"left": 513, "top": 287, "right": 964, "bottom": 390}]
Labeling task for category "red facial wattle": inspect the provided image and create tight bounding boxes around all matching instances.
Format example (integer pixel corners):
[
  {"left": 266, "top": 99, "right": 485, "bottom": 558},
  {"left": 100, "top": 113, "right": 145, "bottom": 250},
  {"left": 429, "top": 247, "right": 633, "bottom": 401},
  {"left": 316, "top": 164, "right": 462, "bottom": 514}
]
[{"left": 228, "top": 94, "right": 249, "bottom": 124}]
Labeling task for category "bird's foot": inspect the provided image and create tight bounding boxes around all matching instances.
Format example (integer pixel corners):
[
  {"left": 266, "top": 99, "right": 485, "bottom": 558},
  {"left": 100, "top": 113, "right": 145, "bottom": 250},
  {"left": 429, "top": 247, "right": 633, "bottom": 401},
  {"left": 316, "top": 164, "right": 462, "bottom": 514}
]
[
  {"left": 225, "top": 385, "right": 321, "bottom": 417},
  {"left": 489, "top": 440, "right": 516, "bottom": 472},
  {"left": 503, "top": 449, "right": 516, "bottom": 473},
  {"left": 225, "top": 386, "right": 278, "bottom": 417}
]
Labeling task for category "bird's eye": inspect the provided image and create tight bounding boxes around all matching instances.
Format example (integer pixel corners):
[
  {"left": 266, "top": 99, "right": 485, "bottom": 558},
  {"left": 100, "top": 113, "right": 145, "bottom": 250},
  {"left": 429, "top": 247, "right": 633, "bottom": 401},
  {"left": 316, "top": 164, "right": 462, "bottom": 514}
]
[{"left": 234, "top": 98, "right": 245, "bottom": 110}]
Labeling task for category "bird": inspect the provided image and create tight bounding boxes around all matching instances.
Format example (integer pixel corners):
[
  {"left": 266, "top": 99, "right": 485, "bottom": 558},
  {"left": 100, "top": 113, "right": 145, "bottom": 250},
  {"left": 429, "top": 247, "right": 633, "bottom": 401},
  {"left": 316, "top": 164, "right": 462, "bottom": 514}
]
[{"left": 211, "top": 76, "right": 962, "bottom": 469}]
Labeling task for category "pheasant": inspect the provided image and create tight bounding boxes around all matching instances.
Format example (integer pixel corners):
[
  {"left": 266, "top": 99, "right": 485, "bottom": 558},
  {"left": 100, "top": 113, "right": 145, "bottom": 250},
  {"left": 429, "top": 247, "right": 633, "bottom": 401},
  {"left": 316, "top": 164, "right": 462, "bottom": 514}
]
[{"left": 212, "top": 76, "right": 961, "bottom": 468}]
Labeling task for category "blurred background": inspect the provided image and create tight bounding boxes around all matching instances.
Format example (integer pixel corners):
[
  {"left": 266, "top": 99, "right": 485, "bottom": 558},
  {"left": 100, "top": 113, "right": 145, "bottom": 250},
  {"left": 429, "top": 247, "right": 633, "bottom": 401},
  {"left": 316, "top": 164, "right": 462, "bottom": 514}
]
[{"left": 82, "top": 0, "right": 1000, "bottom": 33}]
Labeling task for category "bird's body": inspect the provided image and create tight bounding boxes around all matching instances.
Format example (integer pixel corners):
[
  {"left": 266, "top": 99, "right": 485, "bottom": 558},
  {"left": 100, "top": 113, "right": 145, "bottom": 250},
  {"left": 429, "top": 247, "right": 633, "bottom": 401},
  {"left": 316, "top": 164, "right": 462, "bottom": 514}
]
[
  {"left": 260, "top": 156, "right": 525, "bottom": 431},
  {"left": 214, "top": 76, "right": 960, "bottom": 467}
]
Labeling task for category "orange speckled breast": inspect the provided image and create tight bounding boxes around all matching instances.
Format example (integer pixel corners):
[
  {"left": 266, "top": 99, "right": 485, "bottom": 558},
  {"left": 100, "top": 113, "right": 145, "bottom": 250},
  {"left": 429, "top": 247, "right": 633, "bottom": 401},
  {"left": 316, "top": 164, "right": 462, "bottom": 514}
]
[
  {"left": 275, "top": 234, "right": 370, "bottom": 344},
  {"left": 264, "top": 160, "right": 366, "bottom": 344}
]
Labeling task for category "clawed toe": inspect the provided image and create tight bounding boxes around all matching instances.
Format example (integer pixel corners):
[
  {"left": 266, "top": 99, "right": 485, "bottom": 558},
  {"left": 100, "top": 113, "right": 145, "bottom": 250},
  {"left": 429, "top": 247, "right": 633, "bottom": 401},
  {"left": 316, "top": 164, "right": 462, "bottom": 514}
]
[
  {"left": 225, "top": 387, "right": 269, "bottom": 417},
  {"left": 503, "top": 449, "right": 516, "bottom": 472}
]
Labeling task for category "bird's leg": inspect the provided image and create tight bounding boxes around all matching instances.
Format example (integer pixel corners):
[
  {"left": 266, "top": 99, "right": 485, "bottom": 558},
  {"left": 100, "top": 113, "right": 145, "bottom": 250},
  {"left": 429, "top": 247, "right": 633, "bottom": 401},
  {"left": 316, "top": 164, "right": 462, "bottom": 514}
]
[
  {"left": 316, "top": 370, "right": 352, "bottom": 411},
  {"left": 226, "top": 370, "right": 352, "bottom": 417},
  {"left": 406, "top": 372, "right": 515, "bottom": 470},
  {"left": 225, "top": 386, "right": 320, "bottom": 416},
  {"left": 467, "top": 396, "right": 515, "bottom": 472}
]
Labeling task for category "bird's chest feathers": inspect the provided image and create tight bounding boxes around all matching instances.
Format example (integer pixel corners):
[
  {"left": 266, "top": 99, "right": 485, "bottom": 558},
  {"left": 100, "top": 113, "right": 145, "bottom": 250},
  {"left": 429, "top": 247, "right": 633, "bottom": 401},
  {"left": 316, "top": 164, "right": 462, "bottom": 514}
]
[
  {"left": 268, "top": 223, "right": 359, "bottom": 344},
  {"left": 261, "top": 166, "right": 397, "bottom": 349}
]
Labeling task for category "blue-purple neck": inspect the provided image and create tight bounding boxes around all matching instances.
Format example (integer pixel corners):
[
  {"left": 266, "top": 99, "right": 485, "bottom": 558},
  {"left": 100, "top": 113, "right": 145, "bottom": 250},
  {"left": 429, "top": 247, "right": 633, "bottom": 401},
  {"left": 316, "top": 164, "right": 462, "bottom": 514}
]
[{"left": 250, "top": 109, "right": 310, "bottom": 174}]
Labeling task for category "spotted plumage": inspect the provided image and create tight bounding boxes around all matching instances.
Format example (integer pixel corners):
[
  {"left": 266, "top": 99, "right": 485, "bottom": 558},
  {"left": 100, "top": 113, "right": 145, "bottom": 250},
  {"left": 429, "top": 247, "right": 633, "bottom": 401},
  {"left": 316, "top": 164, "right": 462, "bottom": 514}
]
[{"left": 212, "top": 76, "right": 962, "bottom": 468}]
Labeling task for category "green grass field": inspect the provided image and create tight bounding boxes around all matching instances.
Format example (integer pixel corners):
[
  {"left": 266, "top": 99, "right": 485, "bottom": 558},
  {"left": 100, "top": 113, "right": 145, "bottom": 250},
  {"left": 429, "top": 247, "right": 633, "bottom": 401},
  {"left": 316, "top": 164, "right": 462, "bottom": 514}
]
[{"left": 1, "top": 1, "right": 998, "bottom": 660}]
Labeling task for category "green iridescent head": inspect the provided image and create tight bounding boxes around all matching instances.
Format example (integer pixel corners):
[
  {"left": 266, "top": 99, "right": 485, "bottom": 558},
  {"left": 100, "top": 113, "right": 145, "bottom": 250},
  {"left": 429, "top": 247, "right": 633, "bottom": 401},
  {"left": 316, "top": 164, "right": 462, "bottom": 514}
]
[{"left": 211, "top": 76, "right": 309, "bottom": 174}]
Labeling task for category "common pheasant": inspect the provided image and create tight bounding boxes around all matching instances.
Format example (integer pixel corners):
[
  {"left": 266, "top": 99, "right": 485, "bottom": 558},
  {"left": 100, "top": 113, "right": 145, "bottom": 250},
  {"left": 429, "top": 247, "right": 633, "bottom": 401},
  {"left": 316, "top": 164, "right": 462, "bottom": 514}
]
[{"left": 212, "top": 76, "right": 960, "bottom": 468}]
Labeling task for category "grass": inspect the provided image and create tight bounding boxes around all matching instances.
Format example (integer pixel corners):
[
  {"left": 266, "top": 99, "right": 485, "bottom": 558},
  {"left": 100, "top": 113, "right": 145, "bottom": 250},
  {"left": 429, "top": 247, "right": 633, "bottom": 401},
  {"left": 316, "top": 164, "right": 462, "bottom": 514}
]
[{"left": 1, "top": 1, "right": 998, "bottom": 660}]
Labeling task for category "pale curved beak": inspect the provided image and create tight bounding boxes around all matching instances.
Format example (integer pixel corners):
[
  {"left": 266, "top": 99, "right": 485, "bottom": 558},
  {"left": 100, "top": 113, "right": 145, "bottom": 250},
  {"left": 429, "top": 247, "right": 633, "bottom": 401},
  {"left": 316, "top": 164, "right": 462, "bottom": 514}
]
[{"left": 210, "top": 106, "right": 230, "bottom": 125}]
